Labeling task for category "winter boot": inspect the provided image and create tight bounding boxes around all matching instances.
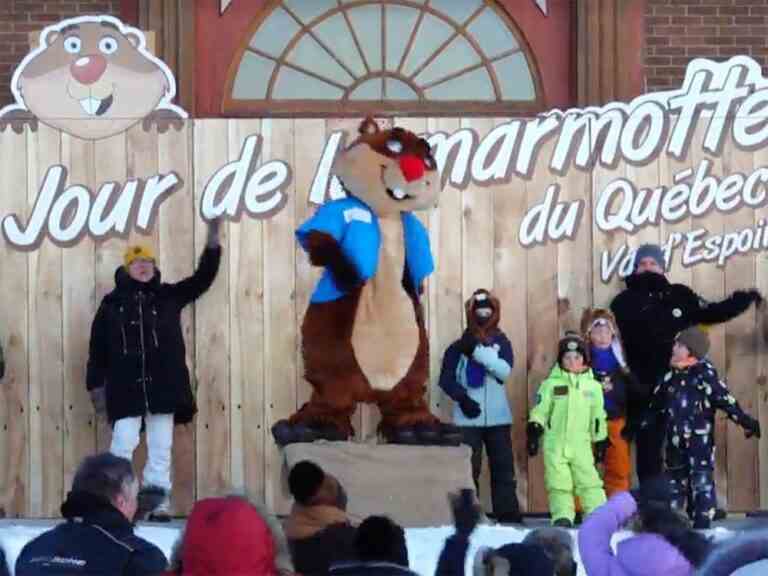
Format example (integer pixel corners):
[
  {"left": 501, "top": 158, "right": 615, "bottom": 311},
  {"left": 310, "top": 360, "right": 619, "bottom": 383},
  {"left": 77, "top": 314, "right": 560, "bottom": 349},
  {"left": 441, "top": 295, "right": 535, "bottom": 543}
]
[{"left": 138, "top": 485, "right": 171, "bottom": 522}]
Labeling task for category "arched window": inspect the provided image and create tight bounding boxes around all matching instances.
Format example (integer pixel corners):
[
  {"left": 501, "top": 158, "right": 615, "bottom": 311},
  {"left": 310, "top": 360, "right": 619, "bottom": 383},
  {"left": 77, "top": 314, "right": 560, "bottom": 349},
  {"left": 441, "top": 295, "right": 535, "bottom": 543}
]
[{"left": 223, "top": 0, "right": 543, "bottom": 116}]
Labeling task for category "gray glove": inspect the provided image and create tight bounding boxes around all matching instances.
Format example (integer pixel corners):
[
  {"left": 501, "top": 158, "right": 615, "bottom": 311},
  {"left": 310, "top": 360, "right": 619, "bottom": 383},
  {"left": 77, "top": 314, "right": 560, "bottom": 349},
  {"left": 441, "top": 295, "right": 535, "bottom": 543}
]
[{"left": 89, "top": 387, "right": 106, "bottom": 416}]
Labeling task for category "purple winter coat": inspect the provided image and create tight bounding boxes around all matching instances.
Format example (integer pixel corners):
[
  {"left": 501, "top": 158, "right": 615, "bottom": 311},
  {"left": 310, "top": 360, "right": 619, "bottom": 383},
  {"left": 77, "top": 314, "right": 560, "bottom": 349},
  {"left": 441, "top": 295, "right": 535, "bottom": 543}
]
[{"left": 578, "top": 492, "right": 694, "bottom": 576}]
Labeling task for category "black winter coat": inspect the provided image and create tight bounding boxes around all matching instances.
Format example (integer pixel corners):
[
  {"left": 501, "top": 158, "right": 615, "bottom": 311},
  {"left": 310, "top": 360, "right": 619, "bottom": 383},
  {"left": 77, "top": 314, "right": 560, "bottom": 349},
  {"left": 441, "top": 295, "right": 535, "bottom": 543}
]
[
  {"left": 610, "top": 272, "right": 754, "bottom": 416},
  {"left": 86, "top": 246, "right": 221, "bottom": 424},
  {"left": 15, "top": 491, "right": 167, "bottom": 575},
  {"left": 289, "top": 523, "right": 357, "bottom": 575}
]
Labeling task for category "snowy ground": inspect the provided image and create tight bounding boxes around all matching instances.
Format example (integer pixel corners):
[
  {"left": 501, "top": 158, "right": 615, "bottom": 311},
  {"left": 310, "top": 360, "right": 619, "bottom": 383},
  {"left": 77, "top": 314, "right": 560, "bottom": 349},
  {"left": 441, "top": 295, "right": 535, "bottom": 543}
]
[{"left": 0, "top": 518, "right": 742, "bottom": 575}]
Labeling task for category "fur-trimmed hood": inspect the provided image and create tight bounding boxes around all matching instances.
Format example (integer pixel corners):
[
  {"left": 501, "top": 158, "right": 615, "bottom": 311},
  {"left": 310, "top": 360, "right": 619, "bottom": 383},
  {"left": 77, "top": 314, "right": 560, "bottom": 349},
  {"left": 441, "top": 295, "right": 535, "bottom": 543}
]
[
  {"left": 465, "top": 289, "right": 501, "bottom": 342},
  {"left": 581, "top": 308, "right": 628, "bottom": 368}
]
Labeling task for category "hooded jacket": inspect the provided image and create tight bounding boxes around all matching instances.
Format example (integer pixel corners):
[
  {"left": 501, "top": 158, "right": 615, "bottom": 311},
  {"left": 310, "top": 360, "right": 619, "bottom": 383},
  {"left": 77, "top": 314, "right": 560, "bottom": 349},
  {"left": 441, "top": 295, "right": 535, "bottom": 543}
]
[
  {"left": 610, "top": 272, "right": 755, "bottom": 413},
  {"left": 530, "top": 364, "right": 608, "bottom": 450},
  {"left": 582, "top": 309, "right": 642, "bottom": 420},
  {"left": 579, "top": 492, "right": 696, "bottom": 576},
  {"left": 169, "top": 497, "right": 283, "bottom": 576},
  {"left": 284, "top": 504, "right": 356, "bottom": 576},
  {"left": 15, "top": 491, "right": 167, "bottom": 576},
  {"left": 438, "top": 291, "right": 514, "bottom": 427},
  {"left": 643, "top": 359, "right": 751, "bottom": 442},
  {"left": 86, "top": 246, "right": 221, "bottom": 424}
]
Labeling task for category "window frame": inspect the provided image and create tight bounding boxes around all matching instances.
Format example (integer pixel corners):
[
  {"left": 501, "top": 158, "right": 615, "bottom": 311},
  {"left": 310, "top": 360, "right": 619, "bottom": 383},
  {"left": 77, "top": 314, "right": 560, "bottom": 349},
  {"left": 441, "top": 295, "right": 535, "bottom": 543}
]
[{"left": 221, "top": 0, "right": 545, "bottom": 117}]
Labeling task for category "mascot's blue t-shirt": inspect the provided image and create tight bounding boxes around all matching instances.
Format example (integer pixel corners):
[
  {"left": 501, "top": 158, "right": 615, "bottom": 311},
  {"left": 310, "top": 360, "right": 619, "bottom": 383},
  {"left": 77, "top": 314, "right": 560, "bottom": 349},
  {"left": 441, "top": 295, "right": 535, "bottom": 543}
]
[{"left": 296, "top": 197, "right": 434, "bottom": 303}]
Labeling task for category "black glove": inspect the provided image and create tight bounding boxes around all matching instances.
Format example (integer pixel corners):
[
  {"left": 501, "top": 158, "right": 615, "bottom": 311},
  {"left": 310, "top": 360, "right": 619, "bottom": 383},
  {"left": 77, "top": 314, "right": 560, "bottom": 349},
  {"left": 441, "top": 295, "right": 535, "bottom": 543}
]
[
  {"left": 448, "top": 488, "right": 481, "bottom": 537},
  {"left": 630, "top": 475, "right": 673, "bottom": 510},
  {"left": 594, "top": 438, "right": 610, "bottom": 463},
  {"left": 89, "top": 387, "right": 106, "bottom": 416},
  {"left": 458, "top": 331, "right": 478, "bottom": 356},
  {"left": 743, "top": 415, "right": 762, "bottom": 439},
  {"left": 527, "top": 422, "right": 543, "bottom": 457},
  {"left": 733, "top": 289, "right": 763, "bottom": 309},
  {"left": 457, "top": 394, "right": 481, "bottom": 419}
]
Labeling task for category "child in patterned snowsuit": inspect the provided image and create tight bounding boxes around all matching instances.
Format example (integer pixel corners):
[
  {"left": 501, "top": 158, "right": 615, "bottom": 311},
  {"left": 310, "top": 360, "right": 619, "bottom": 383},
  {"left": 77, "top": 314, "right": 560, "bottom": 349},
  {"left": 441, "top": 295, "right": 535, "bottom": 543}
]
[
  {"left": 641, "top": 326, "right": 761, "bottom": 528},
  {"left": 528, "top": 333, "right": 608, "bottom": 527}
]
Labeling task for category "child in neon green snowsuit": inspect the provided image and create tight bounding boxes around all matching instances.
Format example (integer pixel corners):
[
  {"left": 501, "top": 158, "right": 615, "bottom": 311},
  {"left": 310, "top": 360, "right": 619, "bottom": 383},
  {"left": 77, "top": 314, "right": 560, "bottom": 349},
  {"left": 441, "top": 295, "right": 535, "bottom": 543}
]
[{"left": 527, "top": 333, "right": 608, "bottom": 526}]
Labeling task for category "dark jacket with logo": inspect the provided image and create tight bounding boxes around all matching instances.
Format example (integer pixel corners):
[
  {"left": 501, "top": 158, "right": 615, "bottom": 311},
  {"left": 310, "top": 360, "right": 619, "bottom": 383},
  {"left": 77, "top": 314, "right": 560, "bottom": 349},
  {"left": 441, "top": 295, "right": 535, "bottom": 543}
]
[
  {"left": 86, "top": 246, "right": 221, "bottom": 424},
  {"left": 610, "top": 272, "right": 754, "bottom": 416},
  {"left": 15, "top": 491, "right": 167, "bottom": 576}
]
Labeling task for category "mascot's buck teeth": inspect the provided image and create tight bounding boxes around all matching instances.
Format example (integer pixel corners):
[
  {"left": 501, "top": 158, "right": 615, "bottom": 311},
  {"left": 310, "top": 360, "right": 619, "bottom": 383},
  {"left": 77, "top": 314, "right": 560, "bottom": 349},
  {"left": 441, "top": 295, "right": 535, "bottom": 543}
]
[{"left": 79, "top": 97, "right": 103, "bottom": 116}]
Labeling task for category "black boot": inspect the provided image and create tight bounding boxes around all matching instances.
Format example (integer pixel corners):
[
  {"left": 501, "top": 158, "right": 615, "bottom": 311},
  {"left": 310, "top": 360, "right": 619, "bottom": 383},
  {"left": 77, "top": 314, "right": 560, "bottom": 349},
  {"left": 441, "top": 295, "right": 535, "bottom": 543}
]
[
  {"left": 137, "top": 486, "right": 169, "bottom": 522},
  {"left": 438, "top": 423, "right": 463, "bottom": 446},
  {"left": 414, "top": 423, "right": 441, "bottom": 445}
]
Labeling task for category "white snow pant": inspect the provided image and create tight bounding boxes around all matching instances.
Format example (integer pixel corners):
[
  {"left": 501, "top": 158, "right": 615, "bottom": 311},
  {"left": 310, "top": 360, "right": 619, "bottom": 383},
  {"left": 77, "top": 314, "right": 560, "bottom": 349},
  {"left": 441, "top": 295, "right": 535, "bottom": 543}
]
[{"left": 110, "top": 413, "right": 173, "bottom": 492}]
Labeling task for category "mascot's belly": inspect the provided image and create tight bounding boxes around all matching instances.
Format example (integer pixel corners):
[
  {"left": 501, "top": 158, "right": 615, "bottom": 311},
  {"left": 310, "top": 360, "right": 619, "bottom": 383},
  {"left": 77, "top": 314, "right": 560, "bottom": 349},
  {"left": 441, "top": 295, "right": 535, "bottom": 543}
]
[{"left": 352, "top": 218, "right": 419, "bottom": 391}]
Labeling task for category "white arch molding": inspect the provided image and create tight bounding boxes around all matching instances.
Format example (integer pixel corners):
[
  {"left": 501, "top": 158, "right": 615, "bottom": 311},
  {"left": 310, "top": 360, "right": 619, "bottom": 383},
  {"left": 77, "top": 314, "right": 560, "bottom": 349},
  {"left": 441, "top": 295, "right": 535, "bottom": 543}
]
[
  {"left": 224, "top": 0, "right": 545, "bottom": 115},
  {"left": 221, "top": 0, "right": 548, "bottom": 15}
]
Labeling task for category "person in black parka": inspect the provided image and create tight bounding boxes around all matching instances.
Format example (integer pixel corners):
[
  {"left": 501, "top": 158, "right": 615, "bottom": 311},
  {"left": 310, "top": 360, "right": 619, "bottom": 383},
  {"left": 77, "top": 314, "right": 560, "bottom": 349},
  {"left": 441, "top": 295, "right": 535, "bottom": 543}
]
[
  {"left": 15, "top": 453, "right": 167, "bottom": 576},
  {"left": 86, "top": 219, "right": 221, "bottom": 520},
  {"left": 610, "top": 243, "right": 762, "bottom": 485}
]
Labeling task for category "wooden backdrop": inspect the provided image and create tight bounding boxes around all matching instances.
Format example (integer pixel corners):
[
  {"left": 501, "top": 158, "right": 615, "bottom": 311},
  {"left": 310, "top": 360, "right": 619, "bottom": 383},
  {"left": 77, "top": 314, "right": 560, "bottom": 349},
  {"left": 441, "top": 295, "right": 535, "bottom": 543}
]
[{"left": 0, "top": 117, "right": 766, "bottom": 518}]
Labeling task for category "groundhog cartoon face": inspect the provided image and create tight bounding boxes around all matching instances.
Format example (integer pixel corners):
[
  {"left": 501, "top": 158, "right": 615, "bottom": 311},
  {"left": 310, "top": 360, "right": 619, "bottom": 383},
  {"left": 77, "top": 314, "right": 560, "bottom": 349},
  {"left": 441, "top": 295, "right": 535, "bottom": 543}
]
[
  {"left": 8, "top": 16, "right": 183, "bottom": 140},
  {"left": 333, "top": 118, "right": 440, "bottom": 217}
]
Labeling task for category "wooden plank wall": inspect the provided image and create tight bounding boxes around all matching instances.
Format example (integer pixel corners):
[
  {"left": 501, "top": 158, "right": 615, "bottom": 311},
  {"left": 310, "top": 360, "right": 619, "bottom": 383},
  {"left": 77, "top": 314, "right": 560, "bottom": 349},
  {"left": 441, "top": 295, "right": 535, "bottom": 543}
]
[{"left": 0, "top": 118, "right": 766, "bottom": 518}]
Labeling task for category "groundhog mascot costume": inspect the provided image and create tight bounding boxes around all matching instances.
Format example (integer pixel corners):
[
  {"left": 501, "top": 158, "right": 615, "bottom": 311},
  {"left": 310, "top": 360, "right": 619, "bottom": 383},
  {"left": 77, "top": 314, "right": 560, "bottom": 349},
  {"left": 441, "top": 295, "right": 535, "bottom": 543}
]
[{"left": 273, "top": 118, "right": 460, "bottom": 446}]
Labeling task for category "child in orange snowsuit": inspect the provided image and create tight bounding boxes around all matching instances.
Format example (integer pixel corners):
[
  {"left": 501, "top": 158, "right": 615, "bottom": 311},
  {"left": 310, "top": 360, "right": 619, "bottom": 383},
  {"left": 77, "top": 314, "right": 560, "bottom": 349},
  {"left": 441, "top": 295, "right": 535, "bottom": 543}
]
[{"left": 582, "top": 309, "right": 639, "bottom": 498}]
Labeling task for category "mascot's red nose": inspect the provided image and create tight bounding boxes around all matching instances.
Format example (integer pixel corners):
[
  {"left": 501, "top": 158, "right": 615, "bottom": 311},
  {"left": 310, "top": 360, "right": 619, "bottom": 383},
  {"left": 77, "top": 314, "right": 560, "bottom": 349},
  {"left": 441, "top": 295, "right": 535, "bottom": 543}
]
[
  {"left": 70, "top": 54, "right": 107, "bottom": 85},
  {"left": 399, "top": 154, "right": 425, "bottom": 182}
]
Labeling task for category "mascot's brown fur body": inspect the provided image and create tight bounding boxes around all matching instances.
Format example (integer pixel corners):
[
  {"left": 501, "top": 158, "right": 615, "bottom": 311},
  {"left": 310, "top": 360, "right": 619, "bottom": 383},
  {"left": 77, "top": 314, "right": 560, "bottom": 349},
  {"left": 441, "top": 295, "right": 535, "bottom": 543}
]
[
  {"left": 273, "top": 118, "right": 458, "bottom": 446},
  {"left": 295, "top": 284, "right": 432, "bottom": 438}
]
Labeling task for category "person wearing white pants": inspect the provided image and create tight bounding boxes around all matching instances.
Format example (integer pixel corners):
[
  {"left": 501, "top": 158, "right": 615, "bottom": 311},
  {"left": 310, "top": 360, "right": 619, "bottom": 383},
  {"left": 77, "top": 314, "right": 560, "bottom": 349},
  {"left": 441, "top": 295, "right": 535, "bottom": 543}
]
[
  {"left": 110, "top": 413, "right": 174, "bottom": 511},
  {"left": 87, "top": 218, "right": 222, "bottom": 521}
]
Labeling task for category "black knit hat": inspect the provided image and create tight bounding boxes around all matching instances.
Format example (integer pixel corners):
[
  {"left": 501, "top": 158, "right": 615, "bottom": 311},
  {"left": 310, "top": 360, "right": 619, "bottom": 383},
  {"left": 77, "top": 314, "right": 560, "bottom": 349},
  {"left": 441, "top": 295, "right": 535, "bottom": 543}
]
[
  {"left": 558, "top": 331, "right": 587, "bottom": 365},
  {"left": 288, "top": 460, "right": 325, "bottom": 505}
]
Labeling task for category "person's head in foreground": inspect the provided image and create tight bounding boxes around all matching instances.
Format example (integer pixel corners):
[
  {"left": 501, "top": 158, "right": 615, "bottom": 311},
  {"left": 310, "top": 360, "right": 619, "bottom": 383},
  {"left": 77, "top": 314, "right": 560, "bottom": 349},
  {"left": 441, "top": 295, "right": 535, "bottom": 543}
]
[
  {"left": 64, "top": 452, "right": 139, "bottom": 522},
  {"left": 472, "top": 527, "right": 574, "bottom": 576},
  {"left": 168, "top": 496, "right": 293, "bottom": 575},
  {"left": 288, "top": 459, "right": 347, "bottom": 510}
]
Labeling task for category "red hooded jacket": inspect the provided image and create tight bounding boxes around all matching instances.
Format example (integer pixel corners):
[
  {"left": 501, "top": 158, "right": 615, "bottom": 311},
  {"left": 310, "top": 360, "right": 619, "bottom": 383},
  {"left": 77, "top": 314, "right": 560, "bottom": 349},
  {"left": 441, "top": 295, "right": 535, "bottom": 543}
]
[{"left": 165, "top": 497, "right": 284, "bottom": 576}]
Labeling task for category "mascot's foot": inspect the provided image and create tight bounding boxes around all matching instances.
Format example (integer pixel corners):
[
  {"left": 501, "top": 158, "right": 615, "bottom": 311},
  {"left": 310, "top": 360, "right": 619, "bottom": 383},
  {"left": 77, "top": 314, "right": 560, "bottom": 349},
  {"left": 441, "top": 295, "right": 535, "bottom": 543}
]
[
  {"left": 438, "top": 423, "right": 463, "bottom": 446},
  {"left": 383, "top": 422, "right": 462, "bottom": 446},
  {"left": 271, "top": 419, "right": 349, "bottom": 446}
]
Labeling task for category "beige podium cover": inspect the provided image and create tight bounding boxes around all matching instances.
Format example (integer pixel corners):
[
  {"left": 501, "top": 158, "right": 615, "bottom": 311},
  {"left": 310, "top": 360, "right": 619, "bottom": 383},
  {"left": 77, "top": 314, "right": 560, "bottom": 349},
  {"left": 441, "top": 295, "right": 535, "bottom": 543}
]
[{"left": 283, "top": 441, "right": 475, "bottom": 528}]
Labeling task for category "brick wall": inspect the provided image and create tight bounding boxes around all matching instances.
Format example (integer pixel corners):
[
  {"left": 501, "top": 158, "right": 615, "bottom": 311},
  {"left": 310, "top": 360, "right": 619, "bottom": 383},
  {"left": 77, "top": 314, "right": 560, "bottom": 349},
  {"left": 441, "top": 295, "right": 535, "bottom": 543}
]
[
  {"left": 0, "top": 0, "right": 122, "bottom": 109},
  {"left": 645, "top": 0, "right": 768, "bottom": 92}
]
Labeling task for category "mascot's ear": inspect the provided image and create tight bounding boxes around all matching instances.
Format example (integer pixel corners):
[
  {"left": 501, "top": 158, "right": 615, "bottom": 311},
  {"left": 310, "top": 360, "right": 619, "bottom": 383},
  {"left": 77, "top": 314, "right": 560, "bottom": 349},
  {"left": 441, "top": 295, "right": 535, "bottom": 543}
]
[{"left": 358, "top": 116, "right": 380, "bottom": 136}]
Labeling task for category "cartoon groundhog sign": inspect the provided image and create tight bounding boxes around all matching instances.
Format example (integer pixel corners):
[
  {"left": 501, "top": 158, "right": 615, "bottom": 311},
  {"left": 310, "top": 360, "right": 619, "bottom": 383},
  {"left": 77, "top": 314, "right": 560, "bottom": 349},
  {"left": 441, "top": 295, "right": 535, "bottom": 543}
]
[{"left": 0, "top": 15, "right": 187, "bottom": 141}]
